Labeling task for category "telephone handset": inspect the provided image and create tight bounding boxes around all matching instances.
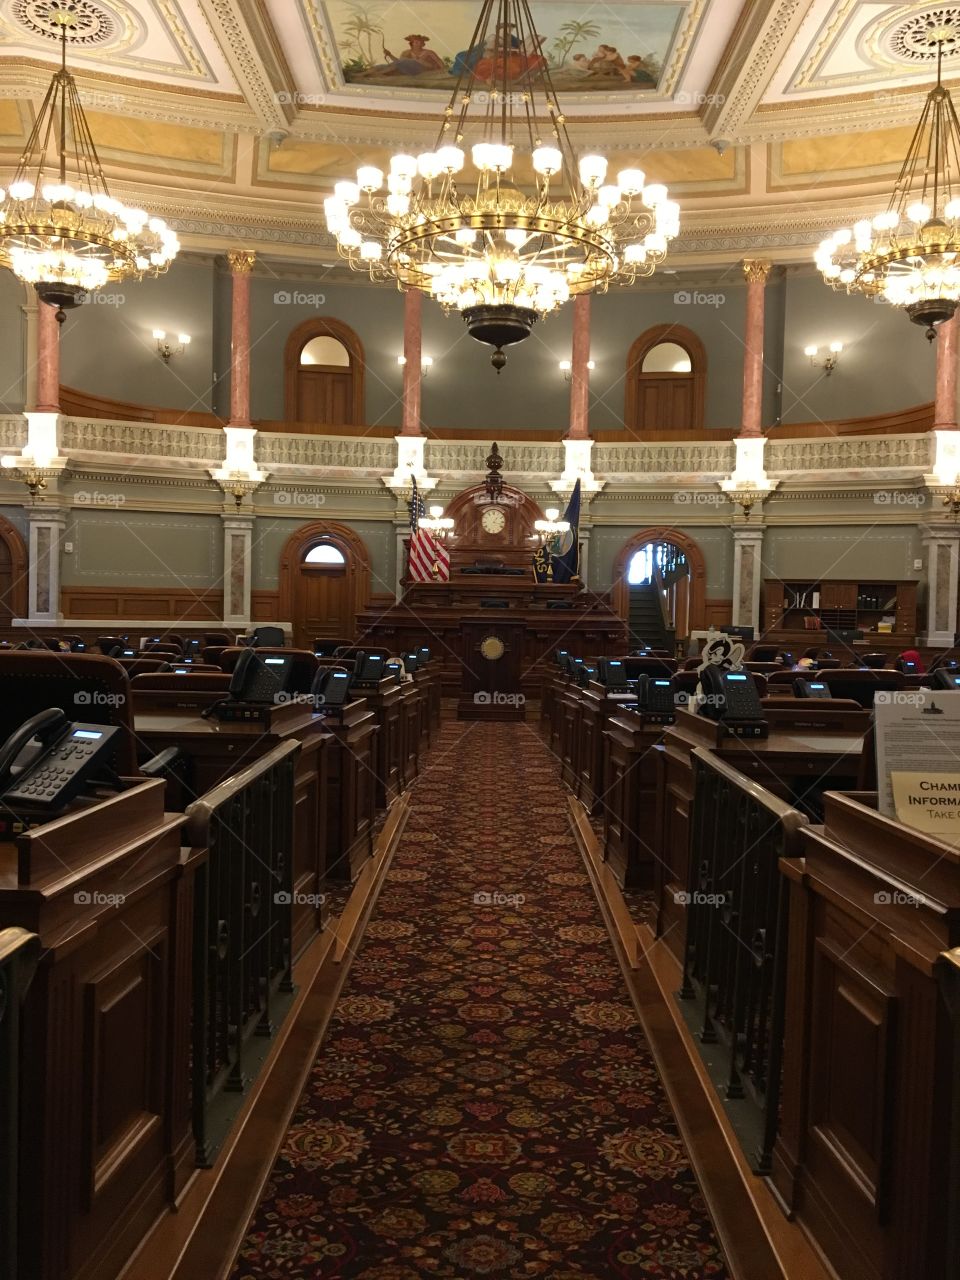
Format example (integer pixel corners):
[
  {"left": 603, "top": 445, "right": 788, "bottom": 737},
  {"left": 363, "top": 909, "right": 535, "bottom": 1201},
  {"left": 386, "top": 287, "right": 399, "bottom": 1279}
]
[
  {"left": 311, "top": 666, "right": 352, "bottom": 709},
  {"left": 0, "top": 709, "right": 121, "bottom": 808},
  {"left": 795, "top": 678, "right": 831, "bottom": 699},
  {"left": 698, "top": 665, "right": 765, "bottom": 731},
  {"left": 934, "top": 670, "right": 960, "bottom": 690}
]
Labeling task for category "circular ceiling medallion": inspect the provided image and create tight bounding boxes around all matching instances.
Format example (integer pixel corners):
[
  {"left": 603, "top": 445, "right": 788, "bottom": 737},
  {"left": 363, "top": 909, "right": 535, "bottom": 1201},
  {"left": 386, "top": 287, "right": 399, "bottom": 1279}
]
[
  {"left": 883, "top": 7, "right": 960, "bottom": 64},
  {"left": 11, "top": 0, "right": 117, "bottom": 46}
]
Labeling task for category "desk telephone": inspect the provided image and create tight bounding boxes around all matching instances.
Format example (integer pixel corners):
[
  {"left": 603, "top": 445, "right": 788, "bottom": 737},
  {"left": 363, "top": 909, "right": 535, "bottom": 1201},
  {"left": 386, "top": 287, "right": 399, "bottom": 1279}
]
[
  {"left": 229, "top": 649, "right": 294, "bottom": 702},
  {"left": 0, "top": 708, "right": 120, "bottom": 809},
  {"left": 312, "top": 666, "right": 352, "bottom": 709},
  {"left": 698, "top": 666, "right": 767, "bottom": 737},
  {"left": 795, "top": 678, "right": 831, "bottom": 699},
  {"left": 352, "top": 652, "right": 385, "bottom": 685},
  {"left": 599, "top": 659, "right": 629, "bottom": 691},
  {"left": 637, "top": 675, "right": 676, "bottom": 723},
  {"left": 935, "top": 670, "right": 960, "bottom": 690}
]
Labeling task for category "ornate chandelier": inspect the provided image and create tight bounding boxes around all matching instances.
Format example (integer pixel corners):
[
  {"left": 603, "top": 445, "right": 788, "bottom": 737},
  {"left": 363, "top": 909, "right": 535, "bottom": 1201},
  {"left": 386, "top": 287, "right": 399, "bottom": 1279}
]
[
  {"left": 0, "top": 9, "right": 179, "bottom": 320},
  {"left": 324, "top": 0, "right": 679, "bottom": 368},
  {"left": 816, "top": 31, "right": 960, "bottom": 339}
]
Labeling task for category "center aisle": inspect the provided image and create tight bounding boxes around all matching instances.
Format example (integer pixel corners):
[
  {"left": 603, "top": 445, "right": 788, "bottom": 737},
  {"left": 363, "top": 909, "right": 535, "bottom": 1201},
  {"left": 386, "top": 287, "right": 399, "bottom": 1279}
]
[{"left": 231, "top": 721, "right": 730, "bottom": 1278}]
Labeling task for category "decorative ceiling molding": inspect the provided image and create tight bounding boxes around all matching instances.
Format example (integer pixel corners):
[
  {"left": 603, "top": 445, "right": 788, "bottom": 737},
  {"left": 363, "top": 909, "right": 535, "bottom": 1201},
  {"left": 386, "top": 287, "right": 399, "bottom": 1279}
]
[
  {"left": 704, "top": 0, "right": 807, "bottom": 137},
  {"left": 197, "top": 0, "right": 291, "bottom": 130}
]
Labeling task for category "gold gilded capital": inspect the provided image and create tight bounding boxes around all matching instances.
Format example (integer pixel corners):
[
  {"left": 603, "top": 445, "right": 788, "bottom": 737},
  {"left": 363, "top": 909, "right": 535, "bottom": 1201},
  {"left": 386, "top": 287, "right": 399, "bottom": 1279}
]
[
  {"left": 742, "top": 259, "right": 771, "bottom": 285},
  {"left": 227, "top": 250, "right": 256, "bottom": 274}
]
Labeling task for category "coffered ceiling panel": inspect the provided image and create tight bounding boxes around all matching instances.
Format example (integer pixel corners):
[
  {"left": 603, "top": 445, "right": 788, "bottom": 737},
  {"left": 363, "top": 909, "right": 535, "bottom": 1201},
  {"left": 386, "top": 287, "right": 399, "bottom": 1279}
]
[
  {"left": 0, "top": 0, "right": 240, "bottom": 93},
  {"left": 765, "top": 0, "right": 960, "bottom": 103}
]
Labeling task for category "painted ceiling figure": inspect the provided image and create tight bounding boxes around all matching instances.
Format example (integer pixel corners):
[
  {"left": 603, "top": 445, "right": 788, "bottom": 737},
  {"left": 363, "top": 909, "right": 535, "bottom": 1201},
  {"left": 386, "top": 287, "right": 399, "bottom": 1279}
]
[{"left": 363, "top": 33, "right": 445, "bottom": 78}]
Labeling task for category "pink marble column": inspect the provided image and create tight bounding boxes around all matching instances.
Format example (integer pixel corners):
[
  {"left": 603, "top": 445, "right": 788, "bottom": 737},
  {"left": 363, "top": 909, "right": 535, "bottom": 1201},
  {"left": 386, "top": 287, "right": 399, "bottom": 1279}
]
[
  {"left": 35, "top": 300, "right": 61, "bottom": 412},
  {"left": 740, "top": 259, "right": 771, "bottom": 439},
  {"left": 401, "top": 288, "right": 423, "bottom": 436},
  {"left": 227, "top": 250, "right": 255, "bottom": 426},
  {"left": 935, "top": 311, "right": 959, "bottom": 429},
  {"left": 568, "top": 293, "right": 591, "bottom": 440}
]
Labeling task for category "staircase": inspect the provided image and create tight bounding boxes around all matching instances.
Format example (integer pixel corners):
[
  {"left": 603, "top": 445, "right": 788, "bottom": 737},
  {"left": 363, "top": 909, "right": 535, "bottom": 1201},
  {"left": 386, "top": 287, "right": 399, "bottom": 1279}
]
[{"left": 628, "top": 584, "right": 673, "bottom": 650}]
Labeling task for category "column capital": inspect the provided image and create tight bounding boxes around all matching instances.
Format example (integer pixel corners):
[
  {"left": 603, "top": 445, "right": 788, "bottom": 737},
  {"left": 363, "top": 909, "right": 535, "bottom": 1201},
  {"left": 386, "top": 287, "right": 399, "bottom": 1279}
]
[
  {"left": 742, "top": 259, "right": 771, "bottom": 285},
  {"left": 227, "top": 250, "right": 256, "bottom": 274}
]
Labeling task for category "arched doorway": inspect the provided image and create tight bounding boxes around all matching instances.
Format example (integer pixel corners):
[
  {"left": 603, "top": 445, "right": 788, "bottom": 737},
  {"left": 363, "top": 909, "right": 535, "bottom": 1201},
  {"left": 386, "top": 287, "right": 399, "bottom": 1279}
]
[
  {"left": 612, "top": 527, "right": 707, "bottom": 647},
  {"left": 625, "top": 324, "right": 706, "bottom": 434},
  {"left": 277, "top": 522, "right": 372, "bottom": 648},
  {"left": 0, "top": 516, "right": 27, "bottom": 623},
  {"left": 283, "top": 318, "right": 365, "bottom": 426}
]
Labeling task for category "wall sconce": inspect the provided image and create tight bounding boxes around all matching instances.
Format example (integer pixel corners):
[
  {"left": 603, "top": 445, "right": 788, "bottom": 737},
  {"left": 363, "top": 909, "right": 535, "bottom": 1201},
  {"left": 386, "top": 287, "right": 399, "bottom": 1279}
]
[
  {"left": 153, "top": 329, "right": 191, "bottom": 362},
  {"left": 419, "top": 503, "right": 455, "bottom": 538},
  {"left": 1, "top": 452, "right": 56, "bottom": 501},
  {"left": 397, "top": 354, "right": 433, "bottom": 376},
  {"left": 559, "top": 359, "right": 595, "bottom": 382},
  {"left": 804, "top": 341, "right": 842, "bottom": 375}
]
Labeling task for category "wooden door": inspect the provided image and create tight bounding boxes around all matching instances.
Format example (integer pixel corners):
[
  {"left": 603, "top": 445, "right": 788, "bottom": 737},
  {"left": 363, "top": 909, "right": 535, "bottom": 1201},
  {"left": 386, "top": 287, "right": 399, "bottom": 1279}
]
[
  {"left": 636, "top": 373, "right": 694, "bottom": 430},
  {"left": 297, "top": 367, "right": 353, "bottom": 425},
  {"left": 0, "top": 536, "right": 12, "bottom": 623},
  {"left": 294, "top": 566, "right": 350, "bottom": 647}
]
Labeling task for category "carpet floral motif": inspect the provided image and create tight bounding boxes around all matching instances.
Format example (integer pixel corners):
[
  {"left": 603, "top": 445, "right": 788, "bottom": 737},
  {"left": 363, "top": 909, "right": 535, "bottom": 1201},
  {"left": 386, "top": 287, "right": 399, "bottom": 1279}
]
[{"left": 231, "top": 721, "right": 729, "bottom": 1278}]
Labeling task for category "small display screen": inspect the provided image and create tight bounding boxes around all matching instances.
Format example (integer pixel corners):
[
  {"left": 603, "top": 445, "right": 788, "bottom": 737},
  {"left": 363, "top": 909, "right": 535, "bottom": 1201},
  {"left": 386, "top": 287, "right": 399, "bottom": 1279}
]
[
  {"left": 332, "top": 672, "right": 348, "bottom": 680},
  {"left": 654, "top": 680, "right": 671, "bottom": 687},
  {"left": 265, "top": 657, "right": 285, "bottom": 666},
  {"left": 726, "top": 674, "right": 747, "bottom": 682},
  {"left": 810, "top": 683, "right": 825, "bottom": 689},
  {"left": 73, "top": 729, "right": 103, "bottom": 740},
  {"left": 174, "top": 668, "right": 189, "bottom": 674}
]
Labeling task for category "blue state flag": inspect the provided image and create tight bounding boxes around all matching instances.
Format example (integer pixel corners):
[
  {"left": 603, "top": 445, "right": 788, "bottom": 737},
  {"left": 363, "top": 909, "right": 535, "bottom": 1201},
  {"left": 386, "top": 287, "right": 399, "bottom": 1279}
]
[{"left": 552, "top": 480, "right": 581, "bottom": 583}]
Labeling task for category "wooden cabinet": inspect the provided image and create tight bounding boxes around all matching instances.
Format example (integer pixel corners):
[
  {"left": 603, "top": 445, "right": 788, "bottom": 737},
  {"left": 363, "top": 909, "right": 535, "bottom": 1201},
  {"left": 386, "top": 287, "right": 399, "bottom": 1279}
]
[{"left": 761, "top": 578, "right": 918, "bottom": 640}]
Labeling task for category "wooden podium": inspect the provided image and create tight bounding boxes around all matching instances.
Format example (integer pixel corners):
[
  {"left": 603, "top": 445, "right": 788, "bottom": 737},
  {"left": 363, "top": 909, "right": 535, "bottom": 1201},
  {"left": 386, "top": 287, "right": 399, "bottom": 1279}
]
[{"left": 457, "top": 617, "right": 526, "bottom": 721}]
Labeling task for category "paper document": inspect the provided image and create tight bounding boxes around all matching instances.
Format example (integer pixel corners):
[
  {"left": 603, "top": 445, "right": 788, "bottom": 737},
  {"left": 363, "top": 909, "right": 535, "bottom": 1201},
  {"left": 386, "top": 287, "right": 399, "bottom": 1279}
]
[{"left": 874, "top": 689, "right": 960, "bottom": 816}]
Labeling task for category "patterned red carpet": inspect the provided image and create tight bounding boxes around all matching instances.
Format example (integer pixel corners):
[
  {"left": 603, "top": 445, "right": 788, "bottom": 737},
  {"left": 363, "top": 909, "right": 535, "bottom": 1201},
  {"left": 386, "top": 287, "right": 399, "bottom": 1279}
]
[{"left": 230, "top": 721, "right": 730, "bottom": 1278}]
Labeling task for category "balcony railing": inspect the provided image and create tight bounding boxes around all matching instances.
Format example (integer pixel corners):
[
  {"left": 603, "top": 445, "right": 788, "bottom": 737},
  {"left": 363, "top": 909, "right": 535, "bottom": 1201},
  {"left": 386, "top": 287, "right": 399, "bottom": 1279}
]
[
  {"left": 679, "top": 747, "right": 808, "bottom": 1173},
  {"left": 185, "top": 740, "right": 299, "bottom": 1166}
]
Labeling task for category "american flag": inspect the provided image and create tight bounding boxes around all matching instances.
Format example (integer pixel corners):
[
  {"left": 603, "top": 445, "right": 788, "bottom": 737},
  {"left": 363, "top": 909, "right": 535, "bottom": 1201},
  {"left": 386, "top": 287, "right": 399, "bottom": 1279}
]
[{"left": 408, "top": 475, "right": 450, "bottom": 582}]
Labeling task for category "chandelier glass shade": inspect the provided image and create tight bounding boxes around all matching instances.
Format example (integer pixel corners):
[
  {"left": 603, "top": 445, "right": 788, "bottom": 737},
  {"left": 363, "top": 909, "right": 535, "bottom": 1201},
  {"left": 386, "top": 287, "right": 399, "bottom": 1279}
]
[
  {"left": 816, "top": 34, "right": 960, "bottom": 338},
  {"left": 324, "top": 0, "right": 679, "bottom": 364},
  {"left": 0, "top": 12, "right": 179, "bottom": 317}
]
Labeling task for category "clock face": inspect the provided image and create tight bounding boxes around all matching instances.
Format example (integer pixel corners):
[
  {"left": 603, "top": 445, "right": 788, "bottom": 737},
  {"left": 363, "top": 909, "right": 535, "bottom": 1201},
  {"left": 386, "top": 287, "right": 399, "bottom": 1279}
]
[{"left": 481, "top": 506, "right": 506, "bottom": 534}]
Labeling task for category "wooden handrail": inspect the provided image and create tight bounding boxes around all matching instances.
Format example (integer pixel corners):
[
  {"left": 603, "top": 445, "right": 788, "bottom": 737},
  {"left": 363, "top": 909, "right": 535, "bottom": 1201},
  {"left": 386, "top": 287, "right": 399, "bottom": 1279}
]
[{"left": 57, "top": 384, "right": 936, "bottom": 442}]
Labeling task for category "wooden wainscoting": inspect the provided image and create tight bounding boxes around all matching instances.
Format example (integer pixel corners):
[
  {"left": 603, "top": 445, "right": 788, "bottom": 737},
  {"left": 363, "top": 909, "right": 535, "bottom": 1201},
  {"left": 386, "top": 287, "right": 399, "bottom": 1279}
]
[
  {"left": 251, "top": 591, "right": 281, "bottom": 622},
  {"left": 62, "top": 586, "right": 224, "bottom": 620}
]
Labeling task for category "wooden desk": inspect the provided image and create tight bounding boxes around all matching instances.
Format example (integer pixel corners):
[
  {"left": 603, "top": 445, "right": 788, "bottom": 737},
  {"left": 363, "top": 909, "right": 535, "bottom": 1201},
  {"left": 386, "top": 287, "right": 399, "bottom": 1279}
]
[
  {"left": 135, "top": 700, "right": 331, "bottom": 952},
  {"left": 773, "top": 792, "right": 960, "bottom": 1280},
  {"left": 655, "top": 708, "right": 866, "bottom": 961},
  {"left": 0, "top": 782, "right": 194, "bottom": 1280}
]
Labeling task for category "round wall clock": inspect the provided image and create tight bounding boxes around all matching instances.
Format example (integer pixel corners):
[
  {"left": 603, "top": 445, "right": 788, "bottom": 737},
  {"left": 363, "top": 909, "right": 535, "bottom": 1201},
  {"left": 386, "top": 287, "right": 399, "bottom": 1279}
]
[
  {"left": 481, "top": 506, "right": 506, "bottom": 534},
  {"left": 480, "top": 635, "right": 505, "bottom": 660}
]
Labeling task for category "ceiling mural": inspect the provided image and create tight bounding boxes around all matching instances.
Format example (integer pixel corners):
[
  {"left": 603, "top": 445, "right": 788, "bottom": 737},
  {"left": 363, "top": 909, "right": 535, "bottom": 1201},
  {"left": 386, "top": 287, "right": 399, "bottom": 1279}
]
[
  {"left": 323, "top": 0, "right": 689, "bottom": 94},
  {"left": 0, "top": 0, "right": 957, "bottom": 265}
]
